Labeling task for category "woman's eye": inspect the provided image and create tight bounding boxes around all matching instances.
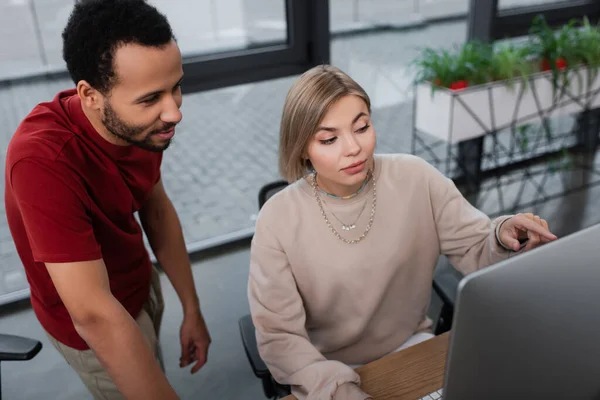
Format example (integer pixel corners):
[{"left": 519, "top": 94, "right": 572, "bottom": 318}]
[
  {"left": 319, "top": 137, "right": 337, "bottom": 145},
  {"left": 357, "top": 124, "right": 370, "bottom": 133}
]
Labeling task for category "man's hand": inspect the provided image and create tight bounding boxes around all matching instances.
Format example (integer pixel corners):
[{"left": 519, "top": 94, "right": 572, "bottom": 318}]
[
  {"left": 498, "top": 213, "right": 558, "bottom": 252},
  {"left": 139, "top": 180, "right": 211, "bottom": 374},
  {"left": 179, "top": 311, "right": 211, "bottom": 374}
]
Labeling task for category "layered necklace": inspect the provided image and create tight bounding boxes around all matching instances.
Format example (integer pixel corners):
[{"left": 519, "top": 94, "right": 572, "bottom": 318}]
[{"left": 311, "top": 169, "right": 377, "bottom": 244}]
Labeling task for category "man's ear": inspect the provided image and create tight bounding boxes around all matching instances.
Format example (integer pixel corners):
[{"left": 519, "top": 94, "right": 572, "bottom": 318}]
[{"left": 76, "top": 80, "right": 104, "bottom": 111}]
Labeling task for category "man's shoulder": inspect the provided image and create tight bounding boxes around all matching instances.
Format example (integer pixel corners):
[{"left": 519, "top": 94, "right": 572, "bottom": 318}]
[{"left": 8, "top": 97, "right": 79, "bottom": 167}]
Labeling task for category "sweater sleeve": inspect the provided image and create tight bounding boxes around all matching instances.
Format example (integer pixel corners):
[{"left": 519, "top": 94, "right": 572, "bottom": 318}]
[
  {"left": 248, "top": 216, "right": 370, "bottom": 400},
  {"left": 421, "top": 159, "right": 511, "bottom": 275}
]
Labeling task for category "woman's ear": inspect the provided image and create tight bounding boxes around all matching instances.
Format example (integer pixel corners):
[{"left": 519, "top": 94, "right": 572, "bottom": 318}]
[{"left": 304, "top": 159, "right": 313, "bottom": 172}]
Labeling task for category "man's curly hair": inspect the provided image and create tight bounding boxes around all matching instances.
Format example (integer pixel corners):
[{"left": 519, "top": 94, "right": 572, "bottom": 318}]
[{"left": 62, "top": 0, "right": 175, "bottom": 94}]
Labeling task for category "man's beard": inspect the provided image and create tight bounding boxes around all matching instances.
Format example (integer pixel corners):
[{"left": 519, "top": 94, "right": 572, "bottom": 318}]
[{"left": 101, "top": 101, "right": 174, "bottom": 152}]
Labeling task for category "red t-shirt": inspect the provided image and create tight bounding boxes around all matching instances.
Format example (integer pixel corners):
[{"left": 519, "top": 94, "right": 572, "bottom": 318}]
[{"left": 4, "top": 89, "right": 162, "bottom": 350}]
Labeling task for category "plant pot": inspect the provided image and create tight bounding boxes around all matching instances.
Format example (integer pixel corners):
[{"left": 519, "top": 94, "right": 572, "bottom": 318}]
[{"left": 414, "top": 65, "right": 600, "bottom": 143}]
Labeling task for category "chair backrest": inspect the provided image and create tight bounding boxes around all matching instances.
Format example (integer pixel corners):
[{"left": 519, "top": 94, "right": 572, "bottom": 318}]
[
  {"left": 0, "top": 333, "right": 42, "bottom": 399},
  {"left": 258, "top": 180, "right": 288, "bottom": 210}
]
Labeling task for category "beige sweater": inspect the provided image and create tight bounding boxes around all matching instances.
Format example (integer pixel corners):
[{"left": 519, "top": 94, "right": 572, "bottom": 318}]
[{"left": 248, "top": 154, "right": 511, "bottom": 400}]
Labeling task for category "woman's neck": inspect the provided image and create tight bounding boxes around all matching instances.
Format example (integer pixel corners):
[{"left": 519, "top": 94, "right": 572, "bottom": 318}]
[
  {"left": 316, "top": 174, "right": 370, "bottom": 199},
  {"left": 314, "top": 158, "right": 375, "bottom": 198}
]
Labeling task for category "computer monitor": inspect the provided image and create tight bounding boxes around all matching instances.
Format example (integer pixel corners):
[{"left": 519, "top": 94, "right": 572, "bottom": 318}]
[{"left": 442, "top": 222, "right": 600, "bottom": 400}]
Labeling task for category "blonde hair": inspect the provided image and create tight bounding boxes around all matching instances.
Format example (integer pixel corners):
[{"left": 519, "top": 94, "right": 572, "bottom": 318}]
[{"left": 278, "top": 64, "right": 371, "bottom": 182}]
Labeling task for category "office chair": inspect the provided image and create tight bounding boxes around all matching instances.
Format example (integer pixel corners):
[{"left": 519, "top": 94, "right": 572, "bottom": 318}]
[
  {"left": 239, "top": 180, "right": 460, "bottom": 399},
  {"left": 0, "top": 333, "right": 42, "bottom": 400}
]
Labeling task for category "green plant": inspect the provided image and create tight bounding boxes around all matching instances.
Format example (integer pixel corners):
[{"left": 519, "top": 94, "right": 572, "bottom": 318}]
[
  {"left": 570, "top": 17, "right": 600, "bottom": 89},
  {"left": 574, "top": 17, "right": 600, "bottom": 67},
  {"left": 411, "top": 15, "right": 600, "bottom": 94},
  {"left": 517, "top": 124, "right": 531, "bottom": 152},
  {"left": 409, "top": 15, "right": 597, "bottom": 165},
  {"left": 455, "top": 41, "right": 494, "bottom": 85},
  {"left": 412, "top": 41, "right": 493, "bottom": 90},
  {"left": 548, "top": 147, "right": 572, "bottom": 173},
  {"left": 528, "top": 15, "right": 577, "bottom": 64},
  {"left": 412, "top": 47, "right": 460, "bottom": 88},
  {"left": 516, "top": 120, "right": 556, "bottom": 153},
  {"left": 490, "top": 44, "right": 534, "bottom": 87},
  {"left": 528, "top": 15, "right": 580, "bottom": 93}
]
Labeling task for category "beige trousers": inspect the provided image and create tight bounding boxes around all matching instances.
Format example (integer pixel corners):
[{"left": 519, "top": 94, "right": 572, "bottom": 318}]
[{"left": 46, "top": 267, "right": 165, "bottom": 400}]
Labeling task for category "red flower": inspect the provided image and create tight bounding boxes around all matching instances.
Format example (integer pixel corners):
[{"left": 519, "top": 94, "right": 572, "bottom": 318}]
[
  {"left": 541, "top": 59, "right": 551, "bottom": 71},
  {"left": 541, "top": 58, "right": 567, "bottom": 71},
  {"left": 449, "top": 80, "right": 468, "bottom": 91}
]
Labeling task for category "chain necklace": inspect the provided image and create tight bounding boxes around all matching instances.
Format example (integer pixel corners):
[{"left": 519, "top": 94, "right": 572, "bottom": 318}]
[
  {"left": 326, "top": 199, "right": 367, "bottom": 231},
  {"left": 317, "top": 175, "right": 369, "bottom": 200},
  {"left": 312, "top": 171, "right": 377, "bottom": 244}
]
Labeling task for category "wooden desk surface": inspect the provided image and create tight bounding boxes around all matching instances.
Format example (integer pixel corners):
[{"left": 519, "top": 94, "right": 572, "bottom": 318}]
[{"left": 282, "top": 332, "right": 449, "bottom": 400}]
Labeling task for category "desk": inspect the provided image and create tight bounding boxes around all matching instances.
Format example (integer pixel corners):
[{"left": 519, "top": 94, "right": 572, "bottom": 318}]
[{"left": 282, "top": 332, "right": 449, "bottom": 400}]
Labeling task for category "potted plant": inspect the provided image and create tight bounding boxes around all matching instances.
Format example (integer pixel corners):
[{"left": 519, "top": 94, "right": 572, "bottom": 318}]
[
  {"left": 572, "top": 17, "right": 600, "bottom": 69},
  {"left": 412, "top": 48, "right": 466, "bottom": 91},
  {"left": 528, "top": 15, "right": 575, "bottom": 74},
  {"left": 412, "top": 16, "right": 600, "bottom": 144},
  {"left": 411, "top": 41, "right": 536, "bottom": 143},
  {"left": 412, "top": 41, "right": 493, "bottom": 91},
  {"left": 489, "top": 44, "right": 533, "bottom": 85},
  {"left": 570, "top": 17, "right": 600, "bottom": 107},
  {"left": 535, "top": 16, "right": 600, "bottom": 110}
]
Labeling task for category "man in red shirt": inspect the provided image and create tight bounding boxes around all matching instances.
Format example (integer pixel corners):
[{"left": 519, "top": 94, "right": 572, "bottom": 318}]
[{"left": 4, "top": 1, "right": 210, "bottom": 398}]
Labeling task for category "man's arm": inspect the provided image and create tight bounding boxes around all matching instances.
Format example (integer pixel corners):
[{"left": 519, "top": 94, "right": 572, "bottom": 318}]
[
  {"left": 139, "top": 179, "right": 210, "bottom": 372},
  {"left": 46, "top": 259, "right": 178, "bottom": 400},
  {"left": 139, "top": 179, "right": 199, "bottom": 315},
  {"left": 7, "top": 158, "right": 180, "bottom": 395}
]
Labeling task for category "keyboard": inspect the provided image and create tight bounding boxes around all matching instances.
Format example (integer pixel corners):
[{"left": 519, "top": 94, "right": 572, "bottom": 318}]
[{"left": 418, "top": 388, "right": 443, "bottom": 399}]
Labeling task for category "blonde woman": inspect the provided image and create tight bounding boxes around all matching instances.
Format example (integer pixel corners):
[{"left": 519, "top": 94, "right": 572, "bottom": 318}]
[{"left": 248, "top": 65, "right": 556, "bottom": 400}]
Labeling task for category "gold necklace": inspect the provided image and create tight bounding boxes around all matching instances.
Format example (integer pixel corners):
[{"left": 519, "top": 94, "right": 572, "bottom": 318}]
[
  {"left": 311, "top": 172, "right": 377, "bottom": 244},
  {"left": 316, "top": 174, "right": 370, "bottom": 200},
  {"left": 326, "top": 199, "right": 367, "bottom": 231}
]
